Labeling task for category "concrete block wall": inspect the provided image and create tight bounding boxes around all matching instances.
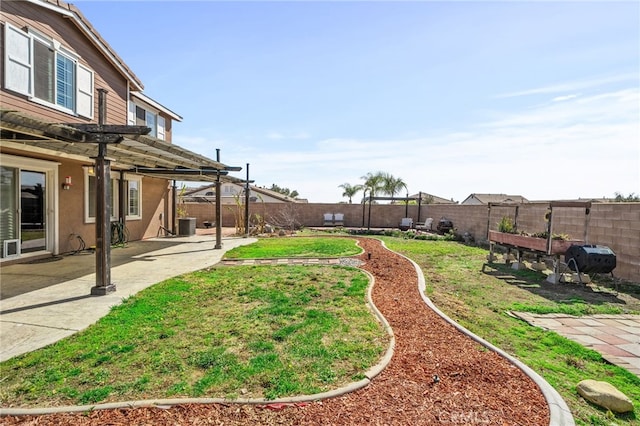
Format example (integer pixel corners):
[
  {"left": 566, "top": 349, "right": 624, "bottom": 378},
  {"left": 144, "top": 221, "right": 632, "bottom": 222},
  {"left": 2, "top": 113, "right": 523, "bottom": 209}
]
[{"left": 182, "top": 201, "right": 639, "bottom": 282}]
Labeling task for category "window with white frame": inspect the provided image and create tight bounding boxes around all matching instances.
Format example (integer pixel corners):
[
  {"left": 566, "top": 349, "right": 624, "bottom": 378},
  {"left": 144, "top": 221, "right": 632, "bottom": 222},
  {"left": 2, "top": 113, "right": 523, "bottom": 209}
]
[
  {"left": 128, "top": 102, "right": 165, "bottom": 140},
  {"left": 84, "top": 169, "right": 142, "bottom": 223},
  {"left": 223, "top": 185, "right": 238, "bottom": 195},
  {"left": 4, "top": 24, "right": 94, "bottom": 118},
  {"left": 125, "top": 175, "right": 142, "bottom": 219},
  {"left": 84, "top": 168, "right": 118, "bottom": 224}
]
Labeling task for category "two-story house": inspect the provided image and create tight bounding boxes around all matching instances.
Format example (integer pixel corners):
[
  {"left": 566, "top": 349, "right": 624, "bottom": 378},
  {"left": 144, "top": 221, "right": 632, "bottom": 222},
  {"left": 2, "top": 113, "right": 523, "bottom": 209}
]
[{"left": 1, "top": 0, "right": 239, "bottom": 264}]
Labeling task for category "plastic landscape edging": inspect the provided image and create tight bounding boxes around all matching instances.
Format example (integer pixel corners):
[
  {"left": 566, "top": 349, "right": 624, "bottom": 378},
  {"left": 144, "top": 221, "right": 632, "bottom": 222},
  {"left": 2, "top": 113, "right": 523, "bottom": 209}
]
[
  {"left": 378, "top": 240, "right": 575, "bottom": 426},
  {"left": 0, "top": 263, "right": 395, "bottom": 417}
]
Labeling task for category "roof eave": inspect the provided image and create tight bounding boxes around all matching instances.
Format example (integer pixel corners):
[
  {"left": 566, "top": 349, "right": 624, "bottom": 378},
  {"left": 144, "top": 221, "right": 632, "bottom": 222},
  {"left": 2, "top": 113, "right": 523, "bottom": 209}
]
[{"left": 26, "top": 0, "right": 144, "bottom": 91}]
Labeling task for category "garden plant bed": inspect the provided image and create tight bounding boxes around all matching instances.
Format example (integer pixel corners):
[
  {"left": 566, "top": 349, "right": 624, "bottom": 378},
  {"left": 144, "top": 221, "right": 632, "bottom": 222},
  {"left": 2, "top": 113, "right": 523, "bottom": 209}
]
[
  {"left": 2, "top": 238, "right": 549, "bottom": 425},
  {"left": 488, "top": 230, "right": 582, "bottom": 255}
]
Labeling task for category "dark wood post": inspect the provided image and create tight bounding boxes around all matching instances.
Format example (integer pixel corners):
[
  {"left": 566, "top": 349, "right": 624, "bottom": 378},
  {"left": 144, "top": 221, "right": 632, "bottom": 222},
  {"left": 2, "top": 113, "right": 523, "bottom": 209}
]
[
  {"left": 367, "top": 194, "right": 372, "bottom": 230},
  {"left": 361, "top": 189, "right": 367, "bottom": 227},
  {"left": 215, "top": 149, "right": 222, "bottom": 249},
  {"left": 91, "top": 89, "right": 115, "bottom": 295},
  {"left": 172, "top": 180, "right": 177, "bottom": 234},
  {"left": 244, "top": 163, "right": 250, "bottom": 237}
]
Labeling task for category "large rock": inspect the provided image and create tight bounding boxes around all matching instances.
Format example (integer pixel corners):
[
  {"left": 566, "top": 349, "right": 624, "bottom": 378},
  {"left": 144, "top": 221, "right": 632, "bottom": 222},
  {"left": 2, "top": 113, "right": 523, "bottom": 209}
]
[{"left": 577, "top": 379, "right": 634, "bottom": 413}]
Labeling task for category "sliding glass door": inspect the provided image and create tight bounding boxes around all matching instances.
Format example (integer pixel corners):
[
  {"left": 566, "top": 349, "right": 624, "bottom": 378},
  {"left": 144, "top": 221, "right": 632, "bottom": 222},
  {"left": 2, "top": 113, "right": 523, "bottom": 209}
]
[
  {"left": 20, "top": 170, "right": 47, "bottom": 253},
  {"left": 0, "top": 167, "right": 18, "bottom": 258},
  {"left": 0, "top": 155, "right": 57, "bottom": 259}
]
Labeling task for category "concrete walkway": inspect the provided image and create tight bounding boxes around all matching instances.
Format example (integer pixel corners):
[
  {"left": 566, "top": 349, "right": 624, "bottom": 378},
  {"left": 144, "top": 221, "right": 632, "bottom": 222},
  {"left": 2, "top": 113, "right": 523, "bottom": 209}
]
[
  {"left": 512, "top": 312, "right": 640, "bottom": 377},
  {"left": 0, "top": 233, "right": 256, "bottom": 362}
]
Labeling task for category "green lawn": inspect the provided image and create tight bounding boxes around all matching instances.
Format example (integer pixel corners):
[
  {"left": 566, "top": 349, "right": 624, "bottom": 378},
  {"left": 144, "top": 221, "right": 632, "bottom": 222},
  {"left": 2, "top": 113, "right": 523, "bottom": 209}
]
[
  {"left": 0, "top": 237, "right": 387, "bottom": 407},
  {"left": 223, "top": 236, "right": 362, "bottom": 259},
  {"left": 381, "top": 237, "right": 640, "bottom": 426},
  {"left": 3, "top": 234, "right": 638, "bottom": 426}
]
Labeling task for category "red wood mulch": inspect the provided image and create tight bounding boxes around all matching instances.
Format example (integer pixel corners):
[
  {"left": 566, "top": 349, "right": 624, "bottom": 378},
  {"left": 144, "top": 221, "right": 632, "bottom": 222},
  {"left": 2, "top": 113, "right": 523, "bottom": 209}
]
[{"left": 2, "top": 237, "right": 548, "bottom": 425}]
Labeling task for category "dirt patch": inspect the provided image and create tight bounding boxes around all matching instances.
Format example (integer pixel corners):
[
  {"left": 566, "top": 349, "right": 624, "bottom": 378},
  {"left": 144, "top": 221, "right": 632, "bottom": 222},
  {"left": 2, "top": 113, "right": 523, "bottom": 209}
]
[{"left": 1, "top": 238, "right": 549, "bottom": 425}]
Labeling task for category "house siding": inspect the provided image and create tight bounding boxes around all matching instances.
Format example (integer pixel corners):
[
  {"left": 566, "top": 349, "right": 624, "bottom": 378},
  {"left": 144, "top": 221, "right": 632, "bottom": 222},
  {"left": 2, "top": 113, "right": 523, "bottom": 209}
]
[
  {"left": 1, "top": 2, "right": 128, "bottom": 124},
  {"left": 1, "top": 1, "right": 173, "bottom": 261}
]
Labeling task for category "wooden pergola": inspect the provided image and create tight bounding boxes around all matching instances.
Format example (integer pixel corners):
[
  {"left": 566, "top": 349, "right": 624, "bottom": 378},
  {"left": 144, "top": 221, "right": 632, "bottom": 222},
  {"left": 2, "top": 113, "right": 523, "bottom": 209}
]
[{"left": 1, "top": 95, "right": 243, "bottom": 295}]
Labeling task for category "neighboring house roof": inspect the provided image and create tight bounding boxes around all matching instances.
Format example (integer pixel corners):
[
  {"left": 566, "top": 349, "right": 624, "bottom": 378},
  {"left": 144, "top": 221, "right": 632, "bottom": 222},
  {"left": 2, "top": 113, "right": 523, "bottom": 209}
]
[
  {"left": 31, "top": 0, "right": 144, "bottom": 91},
  {"left": 184, "top": 183, "right": 301, "bottom": 203},
  {"left": 410, "top": 192, "right": 458, "bottom": 204},
  {"left": 462, "top": 193, "right": 529, "bottom": 205}
]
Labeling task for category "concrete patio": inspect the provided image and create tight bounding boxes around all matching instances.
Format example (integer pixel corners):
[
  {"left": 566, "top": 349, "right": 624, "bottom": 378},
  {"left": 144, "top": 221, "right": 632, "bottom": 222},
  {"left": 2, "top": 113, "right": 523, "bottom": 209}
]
[{"left": 0, "top": 230, "right": 255, "bottom": 362}]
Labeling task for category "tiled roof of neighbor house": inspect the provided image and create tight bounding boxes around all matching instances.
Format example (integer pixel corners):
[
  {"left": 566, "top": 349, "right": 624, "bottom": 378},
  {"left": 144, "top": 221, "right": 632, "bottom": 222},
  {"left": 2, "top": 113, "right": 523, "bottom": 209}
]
[
  {"left": 409, "top": 192, "right": 457, "bottom": 204},
  {"left": 36, "top": 0, "right": 144, "bottom": 91},
  {"left": 465, "top": 193, "right": 529, "bottom": 204}
]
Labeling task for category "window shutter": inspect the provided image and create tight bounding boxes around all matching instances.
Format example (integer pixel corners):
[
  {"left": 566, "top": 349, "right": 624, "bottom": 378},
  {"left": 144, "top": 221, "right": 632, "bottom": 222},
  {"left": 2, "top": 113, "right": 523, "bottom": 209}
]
[
  {"left": 157, "top": 116, "right": 166, "bottom": 140},
  {"left": 76, "top": 63, "right": 94, "bottom": 118},
  {"left": 4, "top": 24, "right": 32, "bottom": 96},
  {"left": 128, "top": 102, "right": 136, "bottom": 125}
]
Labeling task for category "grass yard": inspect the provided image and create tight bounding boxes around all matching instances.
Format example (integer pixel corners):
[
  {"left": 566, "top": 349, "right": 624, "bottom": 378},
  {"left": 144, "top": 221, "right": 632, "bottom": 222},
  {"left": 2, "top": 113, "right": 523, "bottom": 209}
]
[
  {"left": 222, "top": 236, "right": 362, "bottom": 259},
  {"left": 0, "top": 237, "right": 387, "bottom": 407},
  {"left": 381, "top": 237, "right": 640, "bottom": 426}
]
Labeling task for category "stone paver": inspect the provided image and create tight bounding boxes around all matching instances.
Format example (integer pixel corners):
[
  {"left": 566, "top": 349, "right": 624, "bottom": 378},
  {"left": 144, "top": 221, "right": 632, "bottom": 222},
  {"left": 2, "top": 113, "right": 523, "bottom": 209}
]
[{"left": 512, "top": 312, "right": 640, "bottom": 377}]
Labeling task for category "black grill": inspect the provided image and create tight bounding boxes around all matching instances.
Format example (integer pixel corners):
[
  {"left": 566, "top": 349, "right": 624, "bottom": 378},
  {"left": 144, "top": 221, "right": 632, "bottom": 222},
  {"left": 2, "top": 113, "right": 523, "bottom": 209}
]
[
  {"left": 436, "top": 218, "right": 454, "bottom": 234},
  {"left": 565, "top": 244, "right": 616, "bottom": 274}
]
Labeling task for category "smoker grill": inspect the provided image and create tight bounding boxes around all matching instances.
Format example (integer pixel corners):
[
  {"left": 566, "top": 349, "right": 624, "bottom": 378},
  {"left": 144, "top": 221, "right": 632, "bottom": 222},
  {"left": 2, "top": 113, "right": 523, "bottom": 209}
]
[
  {"left": 565, "top": 244, "right": 616, "bottom": 274},
  {"left": 436, "top": 218, "right": 454, "bottom": 235}
]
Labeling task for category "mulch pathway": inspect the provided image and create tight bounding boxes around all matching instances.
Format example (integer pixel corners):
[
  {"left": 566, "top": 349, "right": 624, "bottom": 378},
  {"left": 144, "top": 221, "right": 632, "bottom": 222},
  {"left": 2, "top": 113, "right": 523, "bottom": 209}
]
[{"left": 2, "top": 237, "right": 549, "bottom": 425}]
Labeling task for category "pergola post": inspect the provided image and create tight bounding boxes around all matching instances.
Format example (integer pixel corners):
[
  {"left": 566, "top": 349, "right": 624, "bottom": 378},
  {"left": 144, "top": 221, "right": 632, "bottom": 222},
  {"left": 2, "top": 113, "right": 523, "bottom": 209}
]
[
  {"left": 367, "top": 194, "right": 372, "bottom": 230},
  {"left": 91, "top": 89, "right": 115, "bottom": 295},
  {"left": 91, "top": 142, "right": 115, "bottom": 295},
  {"left": 244, "top": 163, "right": 250, "bottom": 237},
  {"left": 361, "top": 189, "right": 368, "bottom": 227},
  {"left": 215, "top": 149, "right": 222, "bottom": 249}
]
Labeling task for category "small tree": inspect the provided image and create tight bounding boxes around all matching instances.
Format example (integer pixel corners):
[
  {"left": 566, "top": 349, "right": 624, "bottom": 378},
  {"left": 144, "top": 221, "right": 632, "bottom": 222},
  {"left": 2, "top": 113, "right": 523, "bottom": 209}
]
[
  {"left": 226, "top": 193, "right": 245, "bottom": 235},
  {"left": 614, "top": 192, "right": 639, "bottom": 202},
  {"left": 177, "top": 184, "right": 189, "bottom": 218},
  {"left": 268, "top": 203, "right": 301, "bottom": 234}
]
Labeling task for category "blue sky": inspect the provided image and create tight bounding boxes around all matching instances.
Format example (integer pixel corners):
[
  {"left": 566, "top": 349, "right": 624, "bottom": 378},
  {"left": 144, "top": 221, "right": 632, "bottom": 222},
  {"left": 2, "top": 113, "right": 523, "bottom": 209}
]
[{"left": 76, "top": 1, "right": 639, "bottom": 203}]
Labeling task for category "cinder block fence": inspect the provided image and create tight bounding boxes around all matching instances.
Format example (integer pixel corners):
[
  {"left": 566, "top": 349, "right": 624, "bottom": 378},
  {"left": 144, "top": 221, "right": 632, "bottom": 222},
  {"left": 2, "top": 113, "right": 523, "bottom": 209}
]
[{"left": 183, "top": 201, "right": 640, "bottom": 283}]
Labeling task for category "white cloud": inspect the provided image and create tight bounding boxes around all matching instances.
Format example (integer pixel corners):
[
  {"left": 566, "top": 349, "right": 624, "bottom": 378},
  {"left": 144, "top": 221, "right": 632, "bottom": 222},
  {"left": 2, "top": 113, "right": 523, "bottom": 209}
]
[
  {"left": 175, "top": 86, "right": 639, "bottom": 203},
  {"left": 552, "top": 94, "right": 579, "bottom": 102},
  {"left": 494, "top": 73, "right": 638, "bottom": 99}
]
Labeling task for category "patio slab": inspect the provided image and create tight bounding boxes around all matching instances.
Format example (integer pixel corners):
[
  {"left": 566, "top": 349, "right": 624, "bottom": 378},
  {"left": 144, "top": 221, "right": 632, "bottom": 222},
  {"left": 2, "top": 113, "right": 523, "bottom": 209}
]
[{"left": 0, "top": 233, "right": 256, "bottom": 362}]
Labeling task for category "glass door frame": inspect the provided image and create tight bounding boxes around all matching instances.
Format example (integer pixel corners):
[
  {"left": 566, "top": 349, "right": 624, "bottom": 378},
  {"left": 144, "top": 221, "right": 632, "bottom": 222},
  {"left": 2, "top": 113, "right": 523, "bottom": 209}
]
[{"left": 0, "top": 154, "right": 59, "bottom": 261}]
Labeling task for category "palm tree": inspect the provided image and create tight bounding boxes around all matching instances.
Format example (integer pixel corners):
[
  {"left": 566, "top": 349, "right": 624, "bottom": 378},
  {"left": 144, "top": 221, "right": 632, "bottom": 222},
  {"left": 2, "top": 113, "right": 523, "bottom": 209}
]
[
  {"left": 360, "top": 171, "right": 385, "bottom": 201},
  {"left": 338, "top": 183, "right": 361, "bottom": 204},
  {"left": 382, "top": 174, "right": 408, "bottom": 200}
]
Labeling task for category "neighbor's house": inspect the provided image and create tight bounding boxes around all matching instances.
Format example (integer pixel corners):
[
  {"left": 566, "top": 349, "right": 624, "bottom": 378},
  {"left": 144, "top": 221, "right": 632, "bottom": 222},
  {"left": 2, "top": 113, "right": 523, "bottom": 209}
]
[
  {"left": 410, "top": 192, "right": 457, "bottom": 205},
  {"left": 183, "top": 183, "right": 306, "bottom": 204},
  {"left": 1, "top": 0, "right": 235, "bottom": 262},
  {"left": 461, "top": 193, "right": 529, "bottom": 205}
]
